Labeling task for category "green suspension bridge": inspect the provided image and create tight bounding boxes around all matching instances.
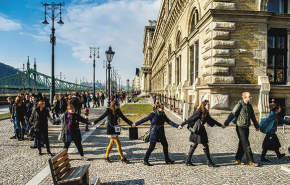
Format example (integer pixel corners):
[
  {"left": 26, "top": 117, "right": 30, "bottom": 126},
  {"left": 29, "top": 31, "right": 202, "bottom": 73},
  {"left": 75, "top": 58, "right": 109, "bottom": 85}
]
[{"left": 0, "top": 58, "right": 93, "bottom": 93}]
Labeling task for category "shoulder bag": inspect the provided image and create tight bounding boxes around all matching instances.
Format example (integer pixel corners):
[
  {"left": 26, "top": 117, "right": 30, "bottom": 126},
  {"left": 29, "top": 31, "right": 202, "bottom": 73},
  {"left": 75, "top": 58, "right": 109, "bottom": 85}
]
[{"left": 142, "top": 125, "right": 156, "bottom": 142}]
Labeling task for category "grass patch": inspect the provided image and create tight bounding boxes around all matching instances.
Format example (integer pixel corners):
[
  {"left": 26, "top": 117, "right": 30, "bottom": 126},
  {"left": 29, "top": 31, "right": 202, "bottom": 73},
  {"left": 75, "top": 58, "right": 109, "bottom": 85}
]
[
  {"left": 119, "top": 104, "right": 153, "bottom": 125},
  {"left": 0, "top": 113, "right": 11, "bottom": 119},
  {"left": 132, "top": 97, "right": 146, "bottom": 101}
]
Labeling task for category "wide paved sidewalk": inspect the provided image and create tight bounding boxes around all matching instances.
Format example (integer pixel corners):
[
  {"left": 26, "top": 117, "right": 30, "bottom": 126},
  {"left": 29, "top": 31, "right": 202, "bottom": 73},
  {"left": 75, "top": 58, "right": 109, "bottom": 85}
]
[{"left": 1, "top": 102, "right": 290, "bottom": 184}]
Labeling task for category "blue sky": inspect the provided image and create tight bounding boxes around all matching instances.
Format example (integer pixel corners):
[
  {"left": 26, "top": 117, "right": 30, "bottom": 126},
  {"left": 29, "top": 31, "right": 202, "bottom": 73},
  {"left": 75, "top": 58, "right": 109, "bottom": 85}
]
[{"left": 0, "top": 0, "right": 161, "bottom": 85}]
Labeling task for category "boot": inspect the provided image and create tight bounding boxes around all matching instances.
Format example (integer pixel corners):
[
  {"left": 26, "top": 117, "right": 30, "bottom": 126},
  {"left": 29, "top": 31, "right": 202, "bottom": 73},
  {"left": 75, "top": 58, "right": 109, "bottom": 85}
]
[
  {"left": 21, "top": 128, "right": 25, "bottom": 140},
  {"left": 203, "top": 146, "right": 218, "bottom": 167},
  {"left": 16, "top": 130, "right": 21, "bottom": 140},
  {"left": 186, "top": 145, "right": 197, "bottom": 166},
  {"left": 275, "top": 150, "right": 285, "bottom": 159},
  {"left": 261, "top": 149, "right": 271, "bottom": 162}
]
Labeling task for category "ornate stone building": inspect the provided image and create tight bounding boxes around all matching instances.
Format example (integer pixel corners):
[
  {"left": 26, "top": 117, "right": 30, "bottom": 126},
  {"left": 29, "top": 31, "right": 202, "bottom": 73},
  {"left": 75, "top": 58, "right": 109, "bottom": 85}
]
[{"left": 140, "top": 0, "right": 290, "bottom": 120}]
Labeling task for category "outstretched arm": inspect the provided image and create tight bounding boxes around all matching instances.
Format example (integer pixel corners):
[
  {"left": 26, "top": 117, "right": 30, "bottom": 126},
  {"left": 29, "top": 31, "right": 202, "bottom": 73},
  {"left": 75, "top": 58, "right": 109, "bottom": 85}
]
[
  {"left": 180, "top": 111, "right": 200, "bottom": 127},
  {"left": 164, "top": 115, "right": 179, "bottom": 128},
  {"left": 92, "top": 109, "right": 109, "bottom": 125},
  {"left": 224, "top": 103, "right": 241, "bottom": 126},
  {"left": 119, "top": 110, "right": 133, "bottom": 126},
  {"left": 134, "top": 113, "right": 154, "bottom": 126}
]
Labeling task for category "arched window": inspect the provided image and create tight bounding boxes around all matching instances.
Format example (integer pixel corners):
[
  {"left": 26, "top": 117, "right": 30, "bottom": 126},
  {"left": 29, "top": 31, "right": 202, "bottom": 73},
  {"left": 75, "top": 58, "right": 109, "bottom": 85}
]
[
  {"left": 176, "top": 31, "right": 181, "bottom": 48},
  {"left": 268, "top": 0, "right": 288, "bottom": 13},
  {"left": 190, "top": 9, "right": 199, "bottom": 33}
]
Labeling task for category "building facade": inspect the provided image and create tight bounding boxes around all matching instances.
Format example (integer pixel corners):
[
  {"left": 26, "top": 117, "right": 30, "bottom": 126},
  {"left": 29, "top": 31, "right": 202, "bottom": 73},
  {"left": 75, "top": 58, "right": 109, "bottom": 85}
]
[{"left": 140, "top": 0, "right": 290, "bottom": 120}]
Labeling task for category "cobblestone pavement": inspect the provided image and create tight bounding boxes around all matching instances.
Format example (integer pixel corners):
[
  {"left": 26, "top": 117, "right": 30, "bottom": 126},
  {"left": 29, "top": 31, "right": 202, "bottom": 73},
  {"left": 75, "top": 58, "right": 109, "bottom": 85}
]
[{"left": 2, "top": 101, "right": 290, "bottom": 184}]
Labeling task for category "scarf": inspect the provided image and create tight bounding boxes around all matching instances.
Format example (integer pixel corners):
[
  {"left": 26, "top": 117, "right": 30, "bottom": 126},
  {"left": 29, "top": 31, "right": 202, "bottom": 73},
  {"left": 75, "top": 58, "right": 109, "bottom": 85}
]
[{"left": 67, "top": 112, "right": 73, "bottom": 133}]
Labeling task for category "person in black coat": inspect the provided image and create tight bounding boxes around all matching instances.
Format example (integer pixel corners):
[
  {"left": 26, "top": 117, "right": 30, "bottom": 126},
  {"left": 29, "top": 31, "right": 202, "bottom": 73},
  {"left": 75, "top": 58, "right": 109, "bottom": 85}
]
[
  {"left": 12, "top": 96, "right": 27, "bottom": 140},
  {"left": 132, "top": 102, "right": 182, "bottom": 166},
  {"left": 91, "top": 100, "right": 133, "bottom": 163},
  {"left": 52, "top": 95, "right": 60, "bottom": 119},
  {"left": 29, "top": 100, "right": 55, "bottom": 156},
  {"left": 59, "top": 94, "right": 67, "bottom": 114},
  {"left": 55, "top": 104, "right": 89, "bottom": 160},
  {"left": 7, "top": 97, "right": 16, "bottom": 139},
  {"left": 180, "top": 100, "right": 224, "bottom": 167}
]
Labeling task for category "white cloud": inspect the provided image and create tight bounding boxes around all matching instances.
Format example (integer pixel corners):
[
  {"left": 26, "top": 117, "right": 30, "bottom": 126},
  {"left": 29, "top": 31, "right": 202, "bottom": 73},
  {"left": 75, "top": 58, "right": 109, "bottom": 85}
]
[
  {"left": 35, "top": 0, "right": 161, "bottom": 82},
  {"left": 0, "top": 14, "right": 22, "bottom": 31}
]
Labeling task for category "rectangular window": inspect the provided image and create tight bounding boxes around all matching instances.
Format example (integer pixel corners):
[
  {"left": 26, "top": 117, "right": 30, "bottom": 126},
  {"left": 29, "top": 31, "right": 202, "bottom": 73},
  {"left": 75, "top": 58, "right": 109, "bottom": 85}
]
[
  {"left": 267, "top": 28, "right": 287, "bottom": 84},
  {"left": 169, "top": 64, "right": 172, "bottom": 84},
  {"left": 190, "top": 46, "right": 194, "bottom": 85},
  {"left": 176, "top": 57, "right": 180, "bottom": 85},
  {"left": 195, "top": 41, "right": 199, "bottom": 80}
]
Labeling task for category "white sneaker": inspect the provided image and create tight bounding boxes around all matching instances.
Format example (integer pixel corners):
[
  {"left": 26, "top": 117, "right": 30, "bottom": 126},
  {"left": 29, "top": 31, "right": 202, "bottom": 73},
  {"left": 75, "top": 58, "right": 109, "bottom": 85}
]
[{"left": 81, "top": 156, "right": 87, "bottom": 161}]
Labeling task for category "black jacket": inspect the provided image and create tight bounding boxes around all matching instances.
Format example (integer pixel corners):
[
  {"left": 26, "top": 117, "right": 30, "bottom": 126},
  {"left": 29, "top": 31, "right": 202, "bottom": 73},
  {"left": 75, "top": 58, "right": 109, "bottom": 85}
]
[
  {"left": 181, "top": 110, "right": 222, "bottom": 143},
  {"left": 59, "top": 98, "right": 67, "bottom": 113},
  {"left": 52, "top": 100, "right": 60, "bottom": 114},
  {"left": 12, "top": 103, "right": 26, "bottom": 120},
  {"left": 56, "top": 112, "right": 89, "bottom": 142},
  {"left": 29, "top": 108, "right": 54, "bottom": 132},
  {"left": 93, "top": 108, "right": 133, "bottom": 135}
]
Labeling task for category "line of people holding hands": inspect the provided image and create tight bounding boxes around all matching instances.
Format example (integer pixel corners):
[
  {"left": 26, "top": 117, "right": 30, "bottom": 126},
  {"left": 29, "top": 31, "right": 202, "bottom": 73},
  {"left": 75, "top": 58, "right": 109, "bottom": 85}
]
[{"left": 8, "top": 91, "right": 290, "bottom": 167}]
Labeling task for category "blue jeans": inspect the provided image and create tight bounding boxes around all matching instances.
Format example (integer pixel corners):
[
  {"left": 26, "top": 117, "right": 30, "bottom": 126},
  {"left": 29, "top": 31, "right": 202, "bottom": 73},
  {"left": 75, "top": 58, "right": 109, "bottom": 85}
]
[
  {"left": 87, "top": 101, "right": 90, "bottom": 108},
  {"left": 101, "top": 98, "right": 104, "bottom": 106},
  {"left": 14, "top": 117, "right": 25, "bottom": 138},
  {"left": 11, "top": 119, "right": 16, "bottom": 136}
]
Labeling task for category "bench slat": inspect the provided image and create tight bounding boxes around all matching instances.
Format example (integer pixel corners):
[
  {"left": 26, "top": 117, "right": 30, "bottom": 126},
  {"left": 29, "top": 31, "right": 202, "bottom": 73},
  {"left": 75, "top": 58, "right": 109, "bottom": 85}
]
[
  {"left": 53, "top": 154, "right": 69, "bottom": 170},
  {"left": 60, "top": 165, "right": 90, "bottom": 183},
  {"left": 56, "top": 166, "right": 74, "bottom": 182},
  {"left": 54, "top": 161, "right": 71, "bottom": 176},
  {"left": 51, "top": 149, "right": 68, "bottom": 163}
]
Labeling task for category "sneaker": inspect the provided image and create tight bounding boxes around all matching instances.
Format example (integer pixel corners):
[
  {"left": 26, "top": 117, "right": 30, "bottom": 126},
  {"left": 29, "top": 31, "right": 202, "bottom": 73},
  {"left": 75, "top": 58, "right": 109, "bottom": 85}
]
[
  {"left": 248, "top": 161, "right": 259, "bottom": 167},
  {"left": 81, "top": 156, "right": 87, "bottom": 161},
  {"left": 234, "top": 159, "right": 245, "bottom": 165}
]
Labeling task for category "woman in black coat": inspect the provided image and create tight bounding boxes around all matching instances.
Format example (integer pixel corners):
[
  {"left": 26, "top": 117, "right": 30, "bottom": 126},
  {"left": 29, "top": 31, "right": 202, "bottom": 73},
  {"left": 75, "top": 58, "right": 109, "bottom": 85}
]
[
  {"left": 56, "top": 104, "right": 89, "bottom": 160},
  {"left": 132, "top": 102, "right": 182, "bottom": 166},
  {"left": 29, "top": 100, "right": 55, "bottom": 156},
  {"left": 180, "top": 100, "right": 224, "bottom": 167},
  {"left": 91, "top": 100, "right": 133, "bottom": 164}
]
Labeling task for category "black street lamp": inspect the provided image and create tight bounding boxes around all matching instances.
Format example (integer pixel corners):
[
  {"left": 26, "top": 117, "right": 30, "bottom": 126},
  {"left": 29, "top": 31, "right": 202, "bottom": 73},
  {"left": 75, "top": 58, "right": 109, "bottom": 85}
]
[
  {"left": 42, "top": 2, "right": 64, "bottom": 105},
  {"left": 103, "top": 60, "right": 108, "bottom": 96},
  {"left": 105, "top": 46, "right": 115, "bottom": 107},
  {"left": 114, "top": 70, "right": 118, "bottom": 100},
  {"left": 89, "top": 47, "right": 100, "bottom": 96}
]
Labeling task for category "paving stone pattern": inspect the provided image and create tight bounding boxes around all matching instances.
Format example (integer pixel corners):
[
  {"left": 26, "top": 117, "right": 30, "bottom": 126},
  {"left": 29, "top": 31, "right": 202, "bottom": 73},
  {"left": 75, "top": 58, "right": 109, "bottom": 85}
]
[{"left": 1, "top": 100, "right": 290, "bottom": 184}]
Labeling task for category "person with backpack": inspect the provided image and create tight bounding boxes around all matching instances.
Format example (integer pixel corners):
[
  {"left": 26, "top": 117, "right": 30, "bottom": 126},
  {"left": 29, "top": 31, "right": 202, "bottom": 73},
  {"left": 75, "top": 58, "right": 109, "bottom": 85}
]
[
  {"left": 132, "top": 102, "right": 182, "bottom": 166},
  {"left": 223, "top": 92, "right": 260, "bottom": 167},
  {"left": 259, "top": 103, "right": 290, "bottom": 162}
]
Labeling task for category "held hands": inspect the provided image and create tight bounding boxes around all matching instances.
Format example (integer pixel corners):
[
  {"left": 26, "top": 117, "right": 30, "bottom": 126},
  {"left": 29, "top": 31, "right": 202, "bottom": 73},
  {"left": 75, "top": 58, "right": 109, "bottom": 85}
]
[
  {"left": 91, "top": 122, "right": 95, "bottom": 126},
  {"left": 178, "top": 125, "right": 183, "bottom": 130},
  {"left": 222, "top": 125, "right": 226, "bottom": 129},
  {"left": 132, "top": 123, "right": 136, "bottom": 128},
  {"left": 256, "top": 127, "right": 260, "bottom": 131}
]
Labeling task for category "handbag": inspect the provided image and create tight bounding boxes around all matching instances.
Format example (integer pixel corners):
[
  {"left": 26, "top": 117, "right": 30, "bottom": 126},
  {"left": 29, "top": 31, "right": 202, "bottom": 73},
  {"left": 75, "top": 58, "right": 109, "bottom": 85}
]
[
  {"left": 142, "top": 125, "right": 156, "bottom": 142},
  {"left": 129, "top": 127, "right": 138, "bottom": 140}
]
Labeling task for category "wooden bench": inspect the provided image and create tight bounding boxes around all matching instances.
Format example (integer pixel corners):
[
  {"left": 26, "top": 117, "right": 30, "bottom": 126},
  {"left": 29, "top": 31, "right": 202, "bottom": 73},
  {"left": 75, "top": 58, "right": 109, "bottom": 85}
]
[{"left": 48, "top": 149, "right": 91, "bottom": 185}]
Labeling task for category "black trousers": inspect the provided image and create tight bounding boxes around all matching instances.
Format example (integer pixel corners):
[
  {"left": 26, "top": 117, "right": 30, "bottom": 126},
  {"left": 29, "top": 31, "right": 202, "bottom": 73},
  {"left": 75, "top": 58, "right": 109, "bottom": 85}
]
[
  {"left": 35, "top": 131, "right": 51, "bottom": 153},
  {"left": 235, "top": 126, "right": 254, "bottom": 162},
  {"left": 64, "top": 138, "right": 84, "bottom": 157},
  {"left": 144, "top": 136, "right": 169, "bottom": 161}
]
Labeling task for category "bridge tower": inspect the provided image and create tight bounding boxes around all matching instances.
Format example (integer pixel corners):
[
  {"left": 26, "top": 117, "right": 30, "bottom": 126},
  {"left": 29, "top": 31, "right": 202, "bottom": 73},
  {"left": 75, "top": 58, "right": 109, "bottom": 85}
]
[
  {"left": 33, "top": 58, "right": 37, "bottom": 92},
  {"left": 26, "top": 56, "right": 31, "bottom": 91}
]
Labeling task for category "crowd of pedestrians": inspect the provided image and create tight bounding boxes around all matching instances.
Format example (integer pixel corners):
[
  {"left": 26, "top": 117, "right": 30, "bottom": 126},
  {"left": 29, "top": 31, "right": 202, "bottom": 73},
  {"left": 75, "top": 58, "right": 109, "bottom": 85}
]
[{"left": 6, "top": 90, "right": 290, "bottom": 168}]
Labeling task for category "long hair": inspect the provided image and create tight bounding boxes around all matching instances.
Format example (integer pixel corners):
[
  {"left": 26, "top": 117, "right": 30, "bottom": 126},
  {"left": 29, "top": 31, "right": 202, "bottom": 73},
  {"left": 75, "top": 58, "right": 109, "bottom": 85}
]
[
  {"left": 198, "top": 100, "right": 209, "bottom": 121},
  {"left": 110, "top": 100, "right": 120, "bottom": 115},
  {"left": 269, "top": 103, "right": 280, "bottom": 112},
  {"left": 153, "top": 101, "right": 164, "bottom": 113},
  {"left": 53, "top": 95, "right": 58, "bottom": 104},
  {"left": 15, "top": 96, "right": 22, "bottom": 104}
]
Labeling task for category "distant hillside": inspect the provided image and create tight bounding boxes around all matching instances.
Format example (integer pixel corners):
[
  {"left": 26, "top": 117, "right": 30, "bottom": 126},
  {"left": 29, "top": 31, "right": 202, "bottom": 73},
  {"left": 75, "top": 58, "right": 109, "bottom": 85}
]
[{"left": 0, "top": 62, "right": 21, "bottom": 78}]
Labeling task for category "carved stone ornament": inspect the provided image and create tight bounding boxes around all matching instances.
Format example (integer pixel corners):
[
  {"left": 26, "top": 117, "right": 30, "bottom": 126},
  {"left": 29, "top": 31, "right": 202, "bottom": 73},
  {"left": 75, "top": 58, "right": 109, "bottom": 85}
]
[
  {"left": 212, "top": 76, "right": 234, "bottom": 84},
  {"left": 213, "top": 40, "right": 236, "bottom": 49},
  {"left": 213, "top": 31, "right": 230, "bottom": 40},
  {"left": 212, "top": 58, "right": 235, "bottom": 66},
  {"left": 212, "top": 22, "right": 236, "bottom": 31},
  {"left": 212, "top": 49, "right": 230, "bottom": 57},
  {"left": 212, "top": 67, "right": 229, "bottom": 75},
  {"left": 211, "top": 94, "right": 230, "bottom": 109},
  {"left": 212, "top": 2, "right": 236, "bottom": 10}
]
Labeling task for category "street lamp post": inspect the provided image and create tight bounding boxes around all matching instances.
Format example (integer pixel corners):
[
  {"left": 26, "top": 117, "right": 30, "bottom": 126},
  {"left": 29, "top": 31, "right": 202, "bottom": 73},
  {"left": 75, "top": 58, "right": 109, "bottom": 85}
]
[
  {"left": 118, "top": 76, "right": 121, "bottom": 91},
  {"left": 42, "top": 2, "right": 64, "bottom": 105},
  {"left": 115, "top": 70, "right": 118, "bottom": 100},
  {"left": 105, "top": 46, "right": 115, "bottom": 107},
  {"left": 89, "top": 47, "right": 100, "bottom": 96},
  {"left": 103, "top": 60, "right": 108, "bottom": 96}
]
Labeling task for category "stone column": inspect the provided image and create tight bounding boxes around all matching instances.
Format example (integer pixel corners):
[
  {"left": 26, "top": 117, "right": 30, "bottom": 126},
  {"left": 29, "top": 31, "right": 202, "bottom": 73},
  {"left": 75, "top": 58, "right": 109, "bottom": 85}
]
[{"left": 258, "top": 76, "right": 270, "bottom": 120}]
